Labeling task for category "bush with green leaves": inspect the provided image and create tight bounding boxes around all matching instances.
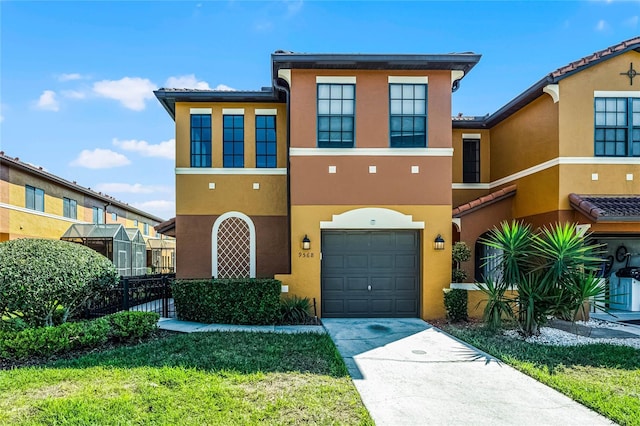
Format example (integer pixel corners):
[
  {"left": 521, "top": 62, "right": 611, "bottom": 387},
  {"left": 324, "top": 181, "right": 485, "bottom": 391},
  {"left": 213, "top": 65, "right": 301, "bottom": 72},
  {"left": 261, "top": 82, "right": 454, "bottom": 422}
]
[
  {"left": 280, "top": 296, "right": 315, "bottom": 325},
  {"left": 452, "top": 241, "right": 472, "bottom": 283},
  {"left": 0, "top": 238, "right": 119, "bottom": 327},
  {"left": 173, "top": 279, "right": 281, "bottom": 325},
  {"left": 108, "top": 311, "right": 159, "bottom": 341},
  {"left": 0, "top": 311, "right": 159, "bottom": 359},
  {"left": 478, "top": 221, "right": 606, "bottom": 336},
  {"left": 443, "top": 288, "right": 468, "bottom": 322}
]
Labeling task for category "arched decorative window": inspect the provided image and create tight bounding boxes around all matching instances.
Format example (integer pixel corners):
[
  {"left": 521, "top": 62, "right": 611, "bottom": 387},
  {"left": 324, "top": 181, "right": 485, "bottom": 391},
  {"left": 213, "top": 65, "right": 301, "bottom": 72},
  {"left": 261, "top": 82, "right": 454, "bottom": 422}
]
[{"left": 212, "top": 212, "right": 256, "bottom": 278}]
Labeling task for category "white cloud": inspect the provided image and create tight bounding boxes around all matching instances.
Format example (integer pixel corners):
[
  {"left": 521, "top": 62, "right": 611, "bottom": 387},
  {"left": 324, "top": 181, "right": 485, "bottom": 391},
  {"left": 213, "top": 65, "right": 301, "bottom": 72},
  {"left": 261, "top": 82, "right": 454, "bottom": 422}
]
[
  {"left": 132, "top": 200, "right": 175, "bottom": 220},
  {"left": 285, "top": 0, "right": 303, "bottom": 17},
  {"left": 35, "top": 90, "right": 60, "bottom": 111},
  {"left": 164, "top": 75, "right": 211, "bottom": 90},
  {"left": 70, "top": 149, "right": 131, "bottom": 169},
  {"left": 595, "top": 19, "right": 608, "bottom": 31},
  {"left": 112, "top": 138, "right": 175, "bottom": 160},
  {"left": 58, "top": 73, "right": 84, "bottom": 82},
  {"left": 93, "top": 77, "right": 157, "bottom": 111},
  {"left": 625, "top": 16, "right": 639, "bottom": 27},
  {"left": 61, "top": 90, "right": 87, "bottom": 99},
  {"left": 95, "top": 183, "right": 171, "bottom": 194},
  {"left": 214, "top": 84, "right": 235, "bottom": 91}
]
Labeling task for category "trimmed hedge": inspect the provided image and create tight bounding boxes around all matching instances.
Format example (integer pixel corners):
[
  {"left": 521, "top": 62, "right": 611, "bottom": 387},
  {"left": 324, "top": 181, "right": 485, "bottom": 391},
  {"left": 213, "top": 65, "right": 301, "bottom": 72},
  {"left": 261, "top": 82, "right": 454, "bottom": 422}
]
[
  {"left": 173, "top": 279, "right": 281, "bottom": 325},
  {"left": 0, "top": 311, "right": 159, "bottom": 360},
  {"left": 443, "top": 288, "right": 468, "bottom": 322}
]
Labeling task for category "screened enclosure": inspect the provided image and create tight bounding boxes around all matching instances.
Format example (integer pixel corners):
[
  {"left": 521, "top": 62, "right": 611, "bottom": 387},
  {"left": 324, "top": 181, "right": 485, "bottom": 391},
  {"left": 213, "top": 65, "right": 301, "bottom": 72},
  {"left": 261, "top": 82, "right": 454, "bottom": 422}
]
[
  {"left": 126, "top": 228, "right": 147, "bottom": 276},
  {"left": 61, "top": 224, "right": 132, "bottom": 276},
  {"left": 146, "top": 238, "right": 176, "bottom": 274}
]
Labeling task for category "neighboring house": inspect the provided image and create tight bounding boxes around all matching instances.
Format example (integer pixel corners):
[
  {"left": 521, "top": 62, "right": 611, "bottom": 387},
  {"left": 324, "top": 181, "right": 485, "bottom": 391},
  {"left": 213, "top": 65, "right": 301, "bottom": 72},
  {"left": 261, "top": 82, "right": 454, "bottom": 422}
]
[
  {"left": 451, "top": 37, "right": 640, "bottom": 300},
  {"left": 0, "top": 152, "right": 175, "bottom": 273},
  {"left": 155, "top": 51, "right": 480, "bottom": 319},
  {"left": 155, "top": 37, "right": 640, "bottom": 319}
]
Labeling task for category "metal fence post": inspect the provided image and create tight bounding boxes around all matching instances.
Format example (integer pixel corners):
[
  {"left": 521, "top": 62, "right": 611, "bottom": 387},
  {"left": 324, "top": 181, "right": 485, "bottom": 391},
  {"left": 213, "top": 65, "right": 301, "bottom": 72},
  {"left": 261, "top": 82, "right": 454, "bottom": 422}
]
[
  {"left": 162, "top": 275, "right": 169, "bottom": 318},
  {"left": 122, "top": 277, "right": 129, "bottom": 311}
]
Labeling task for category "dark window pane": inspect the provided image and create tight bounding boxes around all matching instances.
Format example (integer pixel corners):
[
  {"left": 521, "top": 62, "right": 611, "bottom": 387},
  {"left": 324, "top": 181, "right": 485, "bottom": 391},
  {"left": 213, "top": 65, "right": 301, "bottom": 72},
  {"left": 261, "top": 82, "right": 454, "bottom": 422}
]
[
  {"left": 223, "top": 115, "right": 233, "bottom": 127},
  {"left": 191, "top": 115, "right": 201, "bottom": 126}
]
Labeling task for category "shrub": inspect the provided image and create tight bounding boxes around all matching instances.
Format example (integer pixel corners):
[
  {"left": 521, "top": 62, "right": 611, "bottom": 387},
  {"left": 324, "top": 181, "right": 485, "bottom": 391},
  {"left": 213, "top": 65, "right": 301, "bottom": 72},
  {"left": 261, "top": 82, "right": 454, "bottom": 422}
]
[
  {"left": 280, "top": 296, "right": 314, "bottom": 324},
  {"left": 0, "top": 238, "right": 118, "bottom": 327},
  {"left": 173, "top": 279, "right": 281, "bottom": 325},
  {"left": 451, "top": 241, "right": 472, "bottom": 283},
  {"left": 106, "top": 311, "right": 159, "bottom": 341},
  {"left": 443, "top": 288, "right": 468, "bottom": 322}
]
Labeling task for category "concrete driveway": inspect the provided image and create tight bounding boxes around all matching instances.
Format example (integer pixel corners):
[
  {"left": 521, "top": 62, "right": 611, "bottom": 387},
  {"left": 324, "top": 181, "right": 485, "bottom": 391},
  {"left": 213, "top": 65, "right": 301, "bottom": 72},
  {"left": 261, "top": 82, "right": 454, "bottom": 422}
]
[{"left": 322, "top": 318, "right": 613, "bottom": 426}]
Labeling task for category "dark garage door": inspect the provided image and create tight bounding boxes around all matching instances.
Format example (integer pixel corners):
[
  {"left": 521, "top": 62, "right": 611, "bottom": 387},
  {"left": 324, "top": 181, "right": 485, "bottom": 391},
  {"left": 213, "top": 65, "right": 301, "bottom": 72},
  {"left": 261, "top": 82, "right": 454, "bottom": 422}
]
[{"left": 321, "top": 230, "right": 420, "bottom": 318}]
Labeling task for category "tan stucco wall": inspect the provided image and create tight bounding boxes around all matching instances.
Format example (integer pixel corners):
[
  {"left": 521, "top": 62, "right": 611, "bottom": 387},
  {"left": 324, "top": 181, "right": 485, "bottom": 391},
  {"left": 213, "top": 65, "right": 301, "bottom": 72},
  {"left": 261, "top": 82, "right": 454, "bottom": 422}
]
[
  {"left": 558, "top": 50, "right": 640, "bottom": 157},
  {"left": 289, "top": 69, "right": 453, "bottom": 149},
  {"left": 451, "top": 128, "right": 491, "bottom": 183},
  {"left": 174, "top": 102, "right": 287, "bottom": 169},
  {"left": 275, "top": 204, "right": 453, "bottom": 320},
  {"left": 176, "top": 174, "right": 287, "bottom": 216}
]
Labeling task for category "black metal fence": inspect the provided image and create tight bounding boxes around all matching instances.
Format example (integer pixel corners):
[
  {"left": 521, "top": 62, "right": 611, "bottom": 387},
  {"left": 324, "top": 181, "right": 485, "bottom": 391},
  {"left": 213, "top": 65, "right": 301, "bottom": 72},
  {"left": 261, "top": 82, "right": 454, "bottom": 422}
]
[{"left": 84, "top": 273, "right": 176, "bottom": 319}]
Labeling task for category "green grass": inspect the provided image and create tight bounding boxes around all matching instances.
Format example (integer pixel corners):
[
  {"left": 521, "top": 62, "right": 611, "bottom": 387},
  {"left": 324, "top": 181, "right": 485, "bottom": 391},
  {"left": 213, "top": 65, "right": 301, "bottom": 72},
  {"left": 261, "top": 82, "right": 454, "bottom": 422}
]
[
  {"left": 0, "top": 332, "right": 373, "bottom": 425},
  {"left": 443, "top": 324, "right": 640, "bottom": 426}
]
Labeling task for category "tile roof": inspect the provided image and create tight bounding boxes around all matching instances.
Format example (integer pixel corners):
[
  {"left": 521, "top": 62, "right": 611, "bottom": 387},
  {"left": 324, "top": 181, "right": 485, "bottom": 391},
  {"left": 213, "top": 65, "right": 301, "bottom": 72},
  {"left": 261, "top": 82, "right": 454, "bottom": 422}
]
[
  {"left": 154, "top": 217, "right": 176, "bottom": 237},
  {"left": 569, "top": 194, "right": 640, "bottom": 222},
  {"left": 452, "top": 184, "right": 517, "bottom": 218}
]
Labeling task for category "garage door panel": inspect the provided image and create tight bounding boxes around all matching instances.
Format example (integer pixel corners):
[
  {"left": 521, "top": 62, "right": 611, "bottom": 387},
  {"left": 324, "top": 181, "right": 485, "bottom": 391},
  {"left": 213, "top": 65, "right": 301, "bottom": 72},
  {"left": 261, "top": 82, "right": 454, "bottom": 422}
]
[
  {"left": 323, "top": 254, "right": 345, "bottom": 269},
  {"left": 395, "top": 254, "right": 418, "bottom": 269},
  {"left": 395, "top": 276, "right": 418, "bottom": 291},
  {"left": 346, "top": 254, "right": 368, "bottom": 269},
  {"left": 346, "top": 277, "right": 369, "bottom": 291},
  {"left": 323, "top": 277, "right": 345, "bottom": 291},
  {"left": 322, "top": 230, "right": 420, "bottom": 318},
  {"left": 370, "top": 254, "right": 393, "bottom": 269}
]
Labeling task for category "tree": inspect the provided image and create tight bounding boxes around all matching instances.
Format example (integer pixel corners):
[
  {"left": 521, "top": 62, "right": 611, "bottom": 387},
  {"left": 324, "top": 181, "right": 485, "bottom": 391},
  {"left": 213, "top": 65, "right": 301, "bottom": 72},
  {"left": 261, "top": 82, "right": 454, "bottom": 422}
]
[{"left": 0, "top": 238, "right": 118, "bottom": 327}]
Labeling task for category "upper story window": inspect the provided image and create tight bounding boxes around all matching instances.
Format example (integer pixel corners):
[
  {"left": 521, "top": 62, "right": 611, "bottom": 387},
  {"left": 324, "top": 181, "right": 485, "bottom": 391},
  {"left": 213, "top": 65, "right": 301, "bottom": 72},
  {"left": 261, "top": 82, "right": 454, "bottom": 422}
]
[
  {"left": 134, "top": 219, "right": 138, "bottom": 226},
  {"left": 317, "top": 83, "right": 355, "bottom": 148},
  {"left": 92, "top": 206, "right": 104, "bottom": 224},
  {"left": 111, "top": 212, "right": 117, "bottom": 221},
  {"left": 63, "top": 197, "right": 77, "bottom": 219},
  {"left": 25, "top": 185, "right": 44, "bottom": 212},
  {"left": 143, "top": 222, "right": 149, "bottom": 235},
  {"left": 594, "top": 97, "right": 640, "bottom": 157},
  {"left": 191, "top": 114, "right": 212, "bottom": 167},
  {"left": 223, "top": 115, "right": 244, "bottom": 168},
  {"left": 256, "top": 115, "right": 276, "bottom": 168},
  {"left": 462, "top": 138, "right": 480, "bottom": 183},
  {"left": 389, "top": 83, "right": 427, "bottom": 147}
]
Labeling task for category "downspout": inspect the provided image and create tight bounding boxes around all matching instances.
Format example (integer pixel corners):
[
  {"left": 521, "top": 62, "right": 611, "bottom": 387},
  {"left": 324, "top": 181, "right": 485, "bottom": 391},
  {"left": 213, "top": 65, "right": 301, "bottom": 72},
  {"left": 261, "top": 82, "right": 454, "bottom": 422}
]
[{"left": 273, "top": 77, "right": 292, "bottom": 274}]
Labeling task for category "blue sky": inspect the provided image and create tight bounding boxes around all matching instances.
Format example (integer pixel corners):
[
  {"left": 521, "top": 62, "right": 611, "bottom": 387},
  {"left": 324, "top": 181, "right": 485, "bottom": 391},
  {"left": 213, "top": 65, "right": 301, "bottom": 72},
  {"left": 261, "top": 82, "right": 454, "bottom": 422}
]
[{"left": 1, "top": 1, "right": 639, "bottom": 220}]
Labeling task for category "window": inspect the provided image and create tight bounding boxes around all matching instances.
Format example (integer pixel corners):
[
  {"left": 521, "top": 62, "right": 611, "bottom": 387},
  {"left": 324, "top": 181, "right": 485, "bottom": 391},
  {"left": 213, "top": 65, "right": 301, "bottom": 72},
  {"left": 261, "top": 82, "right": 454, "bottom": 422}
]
[
  {"left": 191, "top": 114, "right": 212, "bottom": 167},
  {"left": 143, "top": 222, "right": 149, "bottom": 235},
  {"left": 389, "top": 83, "right": 427, "bottom": 147},
  {"left": 317, "top": 84, "right": 355, "bottom": 148},
  {"left": 92, "top": 207, "right": 104, "bottom": 224},
  {"left": 594, "top": 97, "right": 640, "bottom": 157},
  {"left": 25, "top": 185, "right": 44, "bottom": 212},
  {"left": 63, "top": 197, "right": 77, "bottom": 219},
  {"left": 223, "top": 115, "right": 244, "bottom": 167},
  {"left": 475, "top": 237, "right": 503, "bottom": 283},
  {"left": 256, "top": 115, "right": 277, "bottom": 168},
  {"left": 134, "top": 219, "right": 138, "bottom": 227},
  {"left": 462, "top": 139, "right": 480, "bottom": 183},
  {"left": 111, "top": 212, "right": 117, "bottom": 221}
]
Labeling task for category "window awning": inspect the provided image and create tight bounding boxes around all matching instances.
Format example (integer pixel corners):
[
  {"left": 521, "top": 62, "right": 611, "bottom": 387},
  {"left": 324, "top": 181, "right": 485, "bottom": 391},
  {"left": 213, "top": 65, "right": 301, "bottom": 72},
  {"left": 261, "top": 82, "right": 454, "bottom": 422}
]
[{"left": 569, "top": 194, "right": 640, "bottom": 222}]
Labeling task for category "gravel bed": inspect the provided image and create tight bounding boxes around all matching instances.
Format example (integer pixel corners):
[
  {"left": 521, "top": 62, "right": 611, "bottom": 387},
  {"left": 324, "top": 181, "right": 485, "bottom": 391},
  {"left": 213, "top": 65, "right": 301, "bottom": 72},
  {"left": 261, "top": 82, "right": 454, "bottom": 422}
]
[{"left": 503, "top": 320, "right": 640, "bottom": 349}]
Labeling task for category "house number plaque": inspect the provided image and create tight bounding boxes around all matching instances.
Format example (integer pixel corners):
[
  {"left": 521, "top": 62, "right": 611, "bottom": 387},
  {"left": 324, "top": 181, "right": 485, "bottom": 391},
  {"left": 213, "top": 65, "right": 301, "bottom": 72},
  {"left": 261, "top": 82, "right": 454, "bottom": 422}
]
[{"left": 298, "top": 251, "right": 315, "bottom": 258}]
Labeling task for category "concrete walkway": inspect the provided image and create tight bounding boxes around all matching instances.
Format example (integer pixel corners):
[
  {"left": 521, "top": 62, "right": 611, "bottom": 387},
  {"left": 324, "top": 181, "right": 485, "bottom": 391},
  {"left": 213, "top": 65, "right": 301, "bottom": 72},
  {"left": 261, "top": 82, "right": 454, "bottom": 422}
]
[
  {"left": 322, "top": 318, "right": 614, "bottom": 426},
  {"left": 157, "top": 317, "right": 325, "bottom": 334}
]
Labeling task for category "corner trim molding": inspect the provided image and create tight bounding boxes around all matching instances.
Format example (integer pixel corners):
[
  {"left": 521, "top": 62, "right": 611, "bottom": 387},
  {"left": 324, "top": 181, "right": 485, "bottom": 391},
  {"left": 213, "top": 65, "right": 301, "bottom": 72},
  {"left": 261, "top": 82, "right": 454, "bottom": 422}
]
[
  {"left": 289, "top": 147, "right": 453, "bottom": 157},
  {"left": 451, "top": 70, "right": 464, "bottom": 88},
  {"left": 176, "top": 168, "right": 287, "bottom": 175},
  {"left": 543, "top": 84, "right": 560, "bottom": 103}
]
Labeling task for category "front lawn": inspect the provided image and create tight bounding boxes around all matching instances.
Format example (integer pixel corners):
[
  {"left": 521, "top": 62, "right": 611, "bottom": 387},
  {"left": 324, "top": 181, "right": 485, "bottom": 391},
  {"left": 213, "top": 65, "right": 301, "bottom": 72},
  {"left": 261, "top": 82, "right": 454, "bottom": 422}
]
[
  {"left": 0, "top": 331, "right": 373, "bottom": 425},
  {"left": 443, "top": 324, "right": 640, "bottom": 426}
]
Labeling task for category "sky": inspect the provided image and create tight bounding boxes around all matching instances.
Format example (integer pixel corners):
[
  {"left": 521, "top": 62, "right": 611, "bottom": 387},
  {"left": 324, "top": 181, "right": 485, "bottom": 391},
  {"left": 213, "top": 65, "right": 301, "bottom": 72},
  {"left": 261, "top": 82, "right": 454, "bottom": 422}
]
[{"left": 1, "top": 1, "right": 639, "bottom": 221}]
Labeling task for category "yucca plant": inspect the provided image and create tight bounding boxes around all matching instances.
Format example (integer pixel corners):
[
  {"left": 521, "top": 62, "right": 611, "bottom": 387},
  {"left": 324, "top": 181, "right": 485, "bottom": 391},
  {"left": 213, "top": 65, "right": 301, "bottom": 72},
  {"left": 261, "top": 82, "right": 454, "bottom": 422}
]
[
  {"left": 280, "top": 296, "right": 315, "bottom": 325},
  {"left": 478, "top": 221, "right": 607, "bottom": 336}
]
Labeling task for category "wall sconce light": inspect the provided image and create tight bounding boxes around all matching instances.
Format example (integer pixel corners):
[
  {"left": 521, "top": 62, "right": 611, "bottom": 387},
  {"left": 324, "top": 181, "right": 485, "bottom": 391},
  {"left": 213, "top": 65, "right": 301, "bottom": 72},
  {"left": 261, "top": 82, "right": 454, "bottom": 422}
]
[
  {"left": 434, "top": 234, "right": 445, "bottom": 250},
  {"left": 302, "top": 234, "right": 311, "bottom": 250}
]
